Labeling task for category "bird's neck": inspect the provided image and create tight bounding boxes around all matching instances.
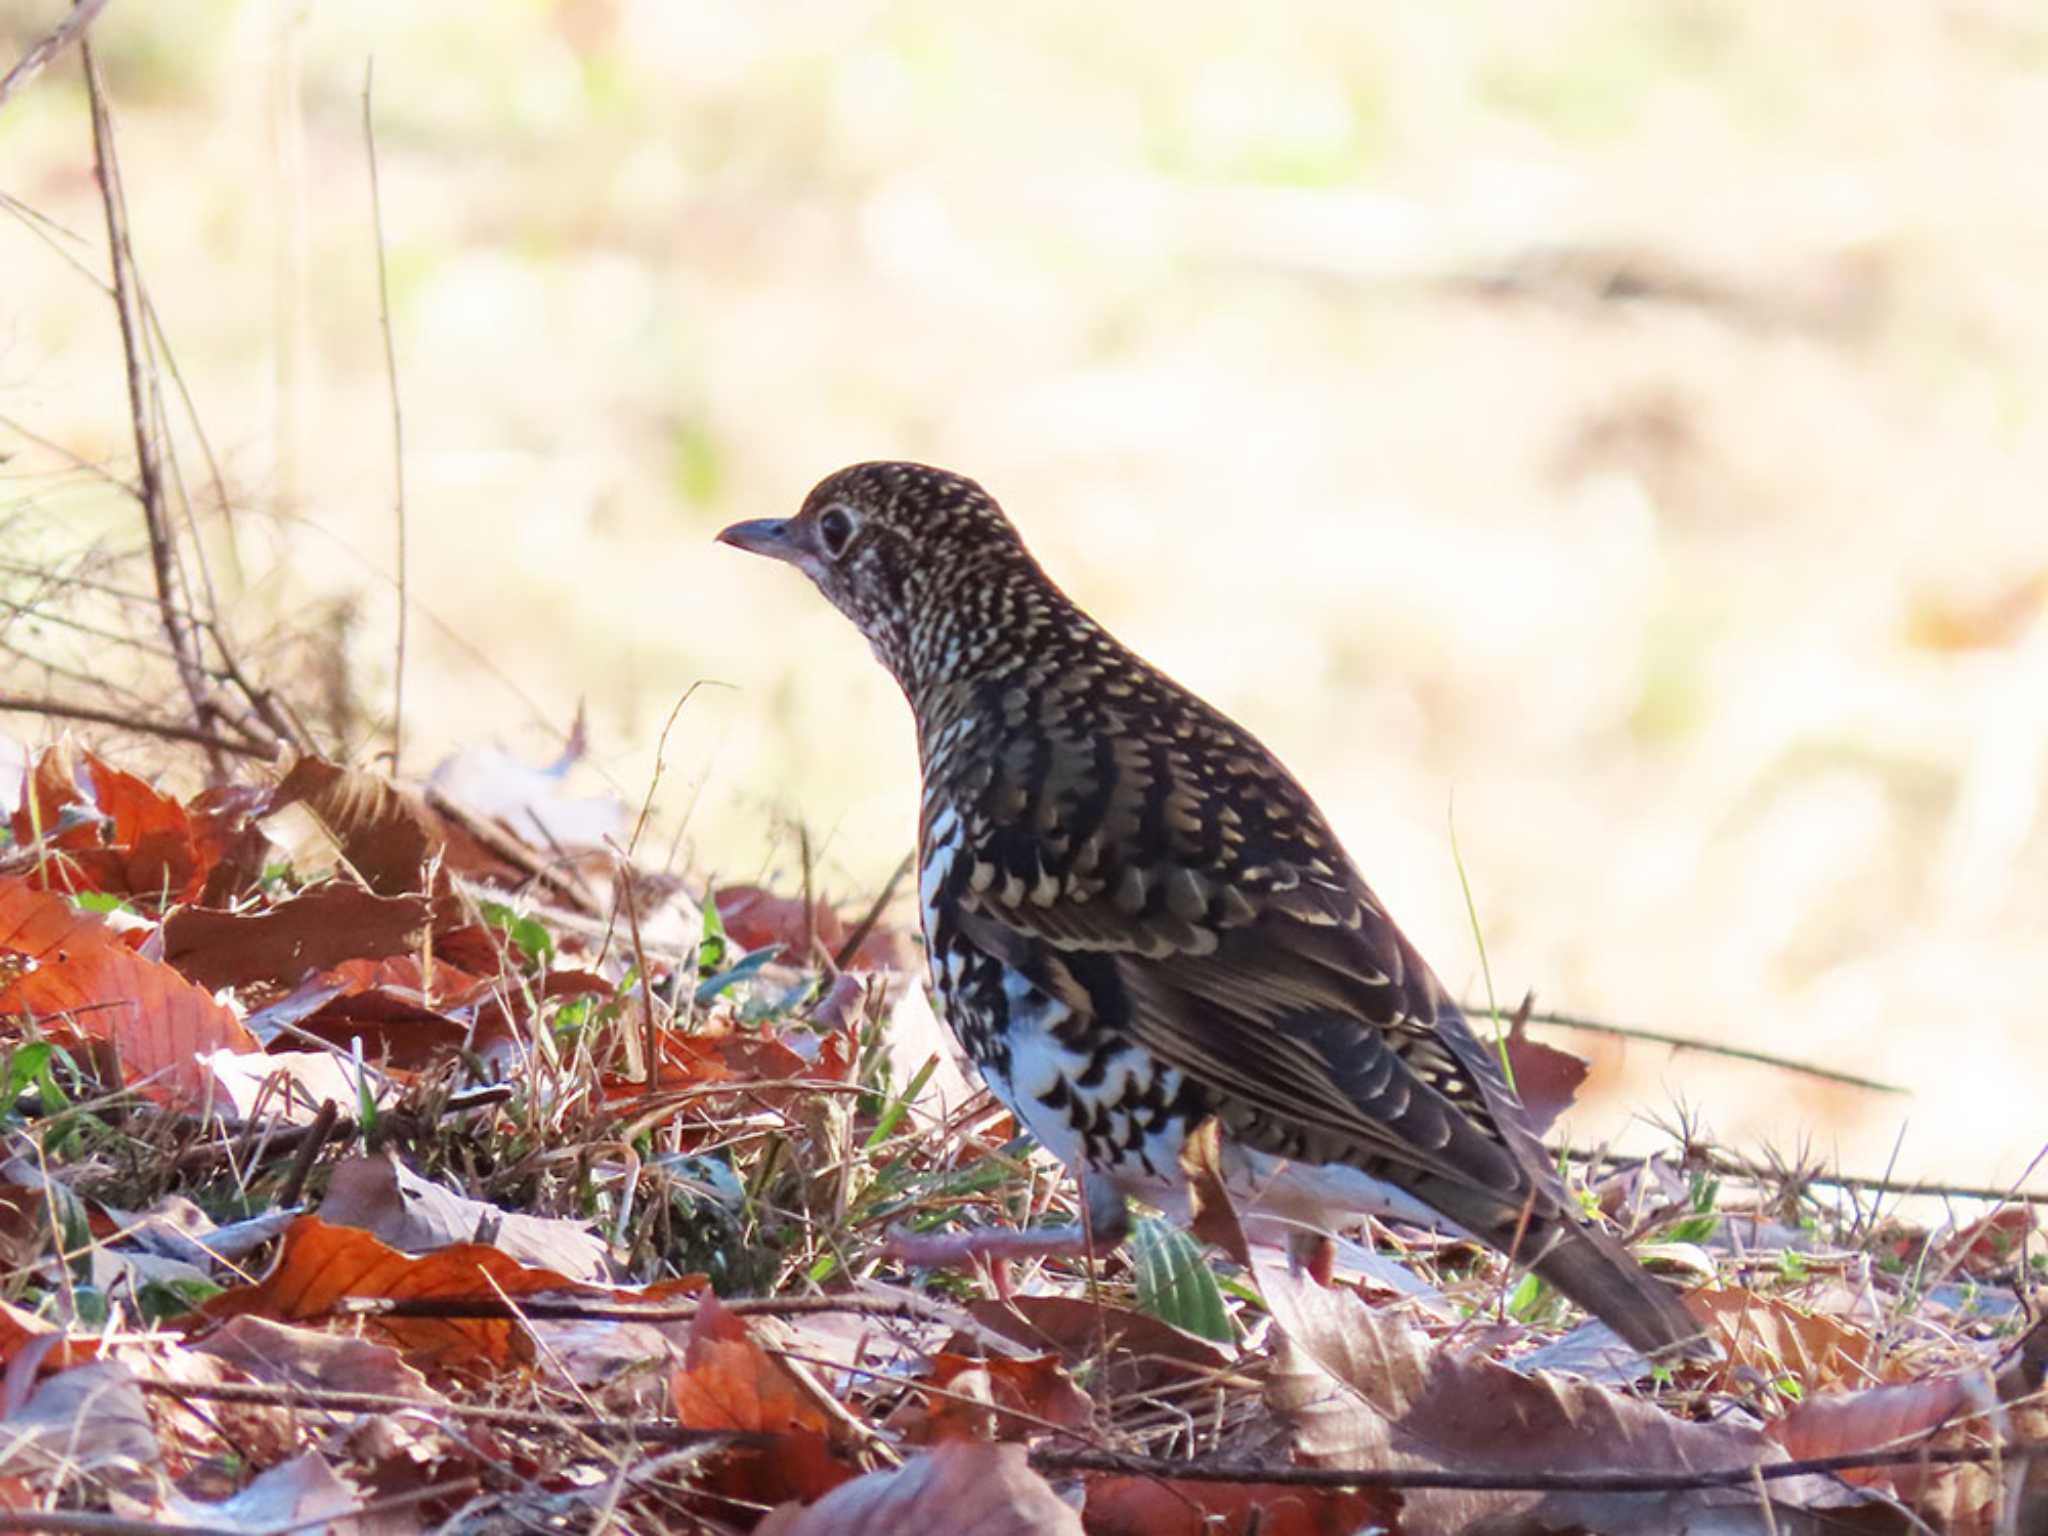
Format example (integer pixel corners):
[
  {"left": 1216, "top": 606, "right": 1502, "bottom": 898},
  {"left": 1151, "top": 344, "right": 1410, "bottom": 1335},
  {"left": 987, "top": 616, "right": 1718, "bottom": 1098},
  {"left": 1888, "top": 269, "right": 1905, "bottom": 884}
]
[{"left": 896, "top": 565, "right": 1107, "bottom": 794}]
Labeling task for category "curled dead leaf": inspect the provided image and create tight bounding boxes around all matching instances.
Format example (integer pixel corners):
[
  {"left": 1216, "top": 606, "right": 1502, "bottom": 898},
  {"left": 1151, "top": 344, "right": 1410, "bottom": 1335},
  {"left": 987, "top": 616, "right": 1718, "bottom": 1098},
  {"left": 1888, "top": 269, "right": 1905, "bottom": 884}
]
[{"left": 756, "top": 1441, "right": 1080, "bottom": 1536}]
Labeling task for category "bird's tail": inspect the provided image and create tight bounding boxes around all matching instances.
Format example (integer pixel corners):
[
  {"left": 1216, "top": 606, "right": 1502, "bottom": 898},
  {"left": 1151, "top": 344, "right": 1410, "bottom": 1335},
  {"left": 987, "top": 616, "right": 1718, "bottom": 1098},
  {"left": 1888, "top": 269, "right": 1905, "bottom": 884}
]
[
  {"left": 1519, "top": 1211, "right": 1712, "bottom": 1361},
  {"left": 1416, "top": 1173, "right": 1712, "bottom": 1360}
]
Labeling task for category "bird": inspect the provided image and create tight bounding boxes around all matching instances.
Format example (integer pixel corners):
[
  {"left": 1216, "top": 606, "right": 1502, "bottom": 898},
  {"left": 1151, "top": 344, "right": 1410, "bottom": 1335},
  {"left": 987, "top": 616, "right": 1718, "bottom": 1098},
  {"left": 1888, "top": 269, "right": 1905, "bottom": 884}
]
[{"left": 717, "top": 461, "right": 1709, "bottom": 1360}]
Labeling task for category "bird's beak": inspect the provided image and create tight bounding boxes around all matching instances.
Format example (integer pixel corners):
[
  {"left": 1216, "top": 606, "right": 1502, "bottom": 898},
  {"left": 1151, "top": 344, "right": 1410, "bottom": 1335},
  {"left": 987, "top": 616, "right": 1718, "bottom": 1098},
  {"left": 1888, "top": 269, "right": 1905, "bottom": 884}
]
[{"left": 714, "top": 518, "right": 798, "bottom": 561}]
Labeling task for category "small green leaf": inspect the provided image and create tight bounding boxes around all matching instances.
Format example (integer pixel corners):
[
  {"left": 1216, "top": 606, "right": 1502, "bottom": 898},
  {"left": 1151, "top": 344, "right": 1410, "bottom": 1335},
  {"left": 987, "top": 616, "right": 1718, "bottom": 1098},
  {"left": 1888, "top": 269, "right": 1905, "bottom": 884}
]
[
  {"left": 2, "top": 1043, "right": 54, "bottom": 1103},
  {"left": 698, "top": 901, "right": 729, "bottom": 974},
  {"left": 1131, "top": 1216, "right": 1232, "bottom": 1343},
  {"left": 694, "top": 944, "right": 781, "bottom": 1006},
  {"left": 137, "top": 1276, "right": 221, "bottom": 1322},
  {"left": 1506, "top": 1270, "right": 1546, "bottom": 1321},
  {"left": 481, "top": 900, "right": 554, "bottom": 968}
]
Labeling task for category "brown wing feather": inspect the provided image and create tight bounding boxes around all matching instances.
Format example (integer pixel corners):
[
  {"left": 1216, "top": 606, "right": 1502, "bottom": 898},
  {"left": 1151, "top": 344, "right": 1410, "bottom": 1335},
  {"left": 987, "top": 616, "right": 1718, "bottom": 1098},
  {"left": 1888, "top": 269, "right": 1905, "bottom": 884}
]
[{"left": 952, "top": 888, "right": 1549, "bottom": 1220}]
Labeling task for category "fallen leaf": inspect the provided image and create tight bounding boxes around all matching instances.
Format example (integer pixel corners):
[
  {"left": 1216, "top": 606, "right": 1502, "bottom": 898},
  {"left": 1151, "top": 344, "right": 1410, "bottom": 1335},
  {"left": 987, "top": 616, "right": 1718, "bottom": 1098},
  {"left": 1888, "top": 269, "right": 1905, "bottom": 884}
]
[
  {"left": 1501, "top": 1006, "right": 1589, "bottom": 1136},
  {"left": 195, "top": 1314, "right": 439, "bottom": 1401},
  {"left": 199, "top": 1216, "right": 673, "bottom": 1369},
  {"left": 143, "top": 1450, "right": 367, "bottom": 1533},
  {"left": 756, "top": 1441, "right": 1080, "bottom": 1536},
  {"left": 201, "top": 1047, "right": 379, "bottom": 1125},
  {"left": 318, "top": 1152, "right": 612, "bottom": 1281},
  {"left": 1179, "top": 1117, "right": 1252, "bottom": 1270},
  {"left": 248, "top": 955, "right": 486, "bottom": 1067},
  {"left": 0, "top": 875, "right": 259, "bottom": 1110},
  {"left": 1259, "top": 1258, "right": 1837, "bottom": 1535},
  {"left": 1084, "top": 1476, "right": 1398, "bottom": 1535},
  {"left": 913, "top": 1351, "right": 1093, "bottom": 1443},
  {"left": 1938, "top": 1206, "right": 2035, "bottom": 1277},
  {"left": 9, "top": 746, "right": 210, "bottom": 906},
  {"left": 714, "top": 883, "right": 903, "bottom": 971},
  {"left": 162, "top": 884, "right": 429, "bottom": 992},
  {"left": 0, "top": 1360, "right": 158, "bottom": 1476},
  {"left": 267, "top": 752, "right": 522, "bottom": 901},
  {"left": 1689, "top": 1284, "right": 1889, "bottom": 1398},
  {"left": 185, "top": 785, "right": 274, "bottom": 907},
  {"left": 670, "top": 1293, "right": 854, "bottom": 1508},
  {"left": 966, "top": 1295, "right": 1233, "bottom": 1398}
]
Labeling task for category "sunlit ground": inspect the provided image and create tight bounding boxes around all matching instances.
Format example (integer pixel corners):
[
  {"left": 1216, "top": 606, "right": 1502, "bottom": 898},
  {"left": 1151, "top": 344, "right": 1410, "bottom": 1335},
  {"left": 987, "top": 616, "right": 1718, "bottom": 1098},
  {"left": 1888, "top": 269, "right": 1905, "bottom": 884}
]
[{"left": 3, "top": 1, "right": 2045, "bottom": 1193}]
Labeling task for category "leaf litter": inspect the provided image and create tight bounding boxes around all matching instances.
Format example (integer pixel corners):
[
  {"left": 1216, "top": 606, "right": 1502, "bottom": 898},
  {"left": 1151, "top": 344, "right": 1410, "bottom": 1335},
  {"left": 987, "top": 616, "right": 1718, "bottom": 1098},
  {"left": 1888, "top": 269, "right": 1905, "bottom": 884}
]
[{"left": 0, "top": 738, "right": 2038, "bottom": 1534}]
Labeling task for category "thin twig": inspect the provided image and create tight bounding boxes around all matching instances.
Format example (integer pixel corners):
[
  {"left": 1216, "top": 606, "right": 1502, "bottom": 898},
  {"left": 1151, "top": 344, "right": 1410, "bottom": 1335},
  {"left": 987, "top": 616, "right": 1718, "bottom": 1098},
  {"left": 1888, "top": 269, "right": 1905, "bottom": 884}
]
[
  {"left": 834, "top": 848, "right": 916, "bottom": 971},
  {"left": 362, "top": 59, "right": 408, "bottom": 773},
  {"left": 0, "top": 1516, "right": 241, "bottom": 1536},
  {"left": 0, "top": 190, "right": 112, "bottom": 295},
  {"left": 133, "top": 1377, "right": 759, "bottom": 1449},
  {"left": 0, "top": 0, "right": 115, "bottom": 113},
  {"left": 0, "top": 693, "right": 272, "bottom": 759},
  {"left": 334, "top": 1290, "right": 975, "bottom": 1327},
  {"left": 80, "top": 35, "right": 221, "bottom": 777},
  {"left": 1567, "top": 1144, "right": 2048, "bottom": 1208},
  {"left": 1030, "top": 1438, "right": 2048, "bottom": 1492},
  {"left": 1505, "top": 1004, "right": 1906, "bottom": 1095}
]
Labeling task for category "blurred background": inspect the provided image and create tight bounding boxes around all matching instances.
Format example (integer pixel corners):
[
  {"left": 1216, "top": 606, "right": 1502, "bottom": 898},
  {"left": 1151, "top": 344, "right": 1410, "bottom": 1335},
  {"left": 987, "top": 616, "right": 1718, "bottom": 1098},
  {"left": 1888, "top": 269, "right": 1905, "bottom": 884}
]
[{"left": 3, "top": 1, "right": 2044, "bottom": 1192}]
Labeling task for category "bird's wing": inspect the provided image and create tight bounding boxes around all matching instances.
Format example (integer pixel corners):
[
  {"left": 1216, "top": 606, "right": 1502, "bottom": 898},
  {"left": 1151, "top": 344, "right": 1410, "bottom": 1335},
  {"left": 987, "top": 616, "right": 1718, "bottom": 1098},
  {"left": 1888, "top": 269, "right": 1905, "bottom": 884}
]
[{"left": 950, "top": 880, "right": 1548, "bottom": 1212}]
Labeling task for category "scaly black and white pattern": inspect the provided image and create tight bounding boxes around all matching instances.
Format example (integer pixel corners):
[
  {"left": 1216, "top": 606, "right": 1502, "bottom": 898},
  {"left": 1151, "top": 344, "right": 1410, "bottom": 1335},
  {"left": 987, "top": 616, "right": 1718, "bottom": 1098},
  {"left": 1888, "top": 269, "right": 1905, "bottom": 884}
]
[{"left": 718, "top": 461, "right": 1707, "bottom": 1359}]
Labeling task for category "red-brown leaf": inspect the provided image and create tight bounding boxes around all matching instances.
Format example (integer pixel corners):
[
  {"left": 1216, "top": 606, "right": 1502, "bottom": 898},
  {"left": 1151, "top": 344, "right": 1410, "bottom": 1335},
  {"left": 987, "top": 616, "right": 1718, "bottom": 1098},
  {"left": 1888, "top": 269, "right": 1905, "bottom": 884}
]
[
  {"left": 0, "top": 875, "right": 258, "bottom": 1109},
  {"left": 757, "top": 1442, "right": 1080, "bottom": 1536},
  {"left": 1084, "top": 1477, "right": 1399, "bottom": 1536},
  {"left": 162, "top": 884, "right": 430, "bottom": 991}
]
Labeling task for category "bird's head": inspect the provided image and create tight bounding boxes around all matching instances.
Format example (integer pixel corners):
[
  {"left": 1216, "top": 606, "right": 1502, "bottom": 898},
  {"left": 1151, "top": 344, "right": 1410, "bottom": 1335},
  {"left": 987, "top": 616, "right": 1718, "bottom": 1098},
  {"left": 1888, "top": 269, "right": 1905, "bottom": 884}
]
[{"left": 717, "top": 461, "right": 1048, "bottom": 697}]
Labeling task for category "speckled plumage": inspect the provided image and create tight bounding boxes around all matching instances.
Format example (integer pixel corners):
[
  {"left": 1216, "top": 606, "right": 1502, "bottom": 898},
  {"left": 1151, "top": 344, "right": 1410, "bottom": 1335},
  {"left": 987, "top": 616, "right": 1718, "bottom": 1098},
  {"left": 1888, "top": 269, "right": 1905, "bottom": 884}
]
[{"left": 718, "top": 461, "right": 1706, "bottom": 1358}]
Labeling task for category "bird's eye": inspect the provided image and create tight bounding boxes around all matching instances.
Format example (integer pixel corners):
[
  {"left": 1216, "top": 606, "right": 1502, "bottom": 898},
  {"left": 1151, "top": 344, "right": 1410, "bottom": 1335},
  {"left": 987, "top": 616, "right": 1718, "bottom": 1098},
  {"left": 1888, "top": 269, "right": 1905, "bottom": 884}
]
[{"left": 817, "top": 505, "right": 856, "bottom": 559}]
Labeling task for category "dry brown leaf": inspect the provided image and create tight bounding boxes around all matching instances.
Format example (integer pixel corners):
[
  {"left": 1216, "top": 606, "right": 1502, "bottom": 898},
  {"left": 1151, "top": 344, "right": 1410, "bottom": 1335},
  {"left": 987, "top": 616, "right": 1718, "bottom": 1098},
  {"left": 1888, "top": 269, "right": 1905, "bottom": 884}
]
[
  {"left": 268, "top": 752, "right": 520, "bottom": 900},
  {"left": 913, "top": 1351, "right": 1093, "bottom": 1443},
  {"left": 318, "top": 1152, "right": 611, "bottom": 1280},
  {"left": 249, "top": 955, "right": 484, "bottom": 1067},
  {"left": 1083, "top": 1476, "right": 1399, "bottom": 1536},
  {"left": 9, "top": 745, "right": 211, "bottom": 906},
  {"left": 0, "top": 1299, "right": 104, "bottom": 1379},
  {"left": 1259, "top": 1259, "right": 1839, "bottom": 1536},
  {"left": 0, "top": 874, "right": 259, "bottom": 1110},
  {"left": 141, "top": 1450, "right": 369, "bottom": 1534},
  {"left": 964, "top": 1295, "right": 1234, "bottom": 1397},
  {"left": 1179, "top": 1116, "right": 1253, "bottom": 1270},
  {"left": 1938, "top": 1206, "right": 2036, "bottom": 1278},
  {"left": 1688, "top": 1283, "right": 1890, "bottom": 1398},
  {"left": 198, "top": 1216, "right": 668, "bottom": 1369},
  {"left": 756, "top": 1441, "right": 1080, "bottom": 1536},
  {"left": 162, "top": 884, "right": 429, "bottom": 992},
  {"left": 195, "top": 1315, "right": 440, "bottom": 1401},
  {"left": 670, "top": 1293, "right": 855, "bottom": 1509},
  {"left": 184, "top": 785, "right": 274, "bottom": 907},
  {"left": 1769, "top": 1365, "right": 2045, "bottom": 1535},
  {"left": 200, "top": 1048, "right": 373, "bottom": 1124},
  {"left": 1501, "top": 1008, "right": 1589, "bottom": 1136},
  {"left": 714, "top": 883, "right": 903, "bottom": 971},
  {"left": 0, "top": 1360, "right": 158, "bottom": 1477}
]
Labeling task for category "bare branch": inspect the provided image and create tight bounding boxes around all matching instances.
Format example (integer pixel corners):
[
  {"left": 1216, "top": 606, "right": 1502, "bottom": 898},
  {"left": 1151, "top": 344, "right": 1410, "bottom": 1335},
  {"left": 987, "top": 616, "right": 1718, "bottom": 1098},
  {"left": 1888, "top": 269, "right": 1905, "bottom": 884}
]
[
  {"left": 1502, "top": 1003, "right": 1907, "bottom": 1095},
  {"left": 0, "top": 693, "right": 275, "bottom": 760},
  {"left": 1032, "top": 1438, "right": 2048, "bottom": 1493},
  {"left": 79, "top": 36, "right": 222, "bottom": 775},
  {"left": 0, "top": 0, "right": 116, "bottom": 114}
]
